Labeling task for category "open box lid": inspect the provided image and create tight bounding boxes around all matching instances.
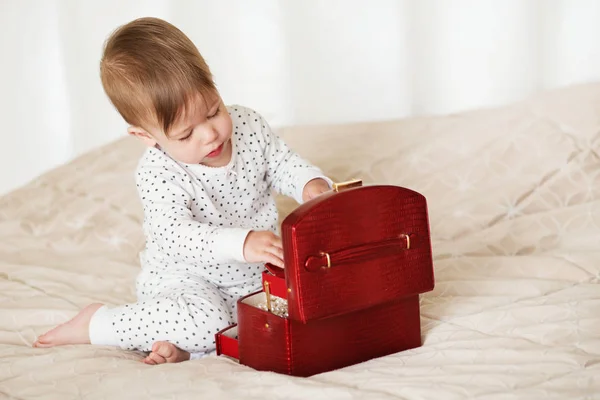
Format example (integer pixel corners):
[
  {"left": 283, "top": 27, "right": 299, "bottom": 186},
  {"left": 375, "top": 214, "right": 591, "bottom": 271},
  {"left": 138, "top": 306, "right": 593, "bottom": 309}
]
[{"left": 271, "top": 181, "right": 434, "bottom": 323}]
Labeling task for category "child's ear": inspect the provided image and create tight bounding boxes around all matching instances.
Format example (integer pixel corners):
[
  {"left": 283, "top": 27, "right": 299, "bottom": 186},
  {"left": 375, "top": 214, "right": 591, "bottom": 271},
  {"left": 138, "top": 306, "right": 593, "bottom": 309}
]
[{"left": 127, "top": 126, "right": 157, "bottom": 147}]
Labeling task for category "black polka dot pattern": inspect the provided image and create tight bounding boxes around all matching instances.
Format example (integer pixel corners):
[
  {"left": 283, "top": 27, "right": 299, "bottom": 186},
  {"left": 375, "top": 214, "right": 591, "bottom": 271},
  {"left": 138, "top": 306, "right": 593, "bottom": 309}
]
[
  {"left": 111, "top": 277, "right": 261, "bottom": 353},
  {"left": 117, "top": 105, "right": 327, "bottom": 355}
]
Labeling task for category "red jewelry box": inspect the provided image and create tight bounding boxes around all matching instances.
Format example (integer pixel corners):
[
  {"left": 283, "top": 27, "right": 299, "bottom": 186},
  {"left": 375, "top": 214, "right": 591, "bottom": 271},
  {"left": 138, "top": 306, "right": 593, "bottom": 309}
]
[{"left": 215, "top": 180, "right": 434, "bottom": 377}]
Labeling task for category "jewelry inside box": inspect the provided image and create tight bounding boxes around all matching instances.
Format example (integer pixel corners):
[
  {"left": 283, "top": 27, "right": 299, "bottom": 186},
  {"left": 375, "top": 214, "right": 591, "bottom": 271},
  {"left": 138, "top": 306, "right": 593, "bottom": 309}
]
[{"left": 257, "top": 295, "right": 289, "bottom": 318}]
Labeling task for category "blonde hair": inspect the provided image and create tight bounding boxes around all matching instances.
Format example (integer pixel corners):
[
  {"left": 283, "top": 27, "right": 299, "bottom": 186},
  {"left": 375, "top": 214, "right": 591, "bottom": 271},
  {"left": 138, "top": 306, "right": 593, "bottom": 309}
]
[{"left": 100, "top": 17, "right": 216, "bottom": 134}]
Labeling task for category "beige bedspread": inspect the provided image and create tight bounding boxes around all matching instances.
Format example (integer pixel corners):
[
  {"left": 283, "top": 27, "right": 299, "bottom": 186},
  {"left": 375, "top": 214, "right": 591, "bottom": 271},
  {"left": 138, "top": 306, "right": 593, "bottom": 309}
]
[{"left": 1, "top": 84, "right": 599, "bottom": 399}]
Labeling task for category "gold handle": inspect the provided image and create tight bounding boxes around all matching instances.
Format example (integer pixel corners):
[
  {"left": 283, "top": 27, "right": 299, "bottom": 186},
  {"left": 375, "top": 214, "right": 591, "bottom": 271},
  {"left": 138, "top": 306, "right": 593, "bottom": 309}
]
[
  {"left": 401, "top": 234, "right": 411, "bottom": 250},
  {"left": 320, "top": 251, "right": 331, "bottom": 268},
  {"left": 332, "top": 178, "right": 363, "bottom": 192},
  {"left": 264, "top": 281, "right": 272, "bottom": 312}
]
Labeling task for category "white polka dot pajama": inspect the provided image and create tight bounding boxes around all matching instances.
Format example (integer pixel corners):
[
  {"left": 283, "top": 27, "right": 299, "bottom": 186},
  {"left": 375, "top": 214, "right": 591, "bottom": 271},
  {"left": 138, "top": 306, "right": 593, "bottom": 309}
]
[{"left": 88, "top": 105, "right": 330, "bottom": 356}]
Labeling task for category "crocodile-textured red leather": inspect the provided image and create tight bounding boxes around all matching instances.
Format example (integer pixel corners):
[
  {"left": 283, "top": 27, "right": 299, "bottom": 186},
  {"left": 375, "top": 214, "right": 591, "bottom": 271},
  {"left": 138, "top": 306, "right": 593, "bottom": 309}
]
[{"left": 216, "top": 184, "right": 434, "bottom": 376}]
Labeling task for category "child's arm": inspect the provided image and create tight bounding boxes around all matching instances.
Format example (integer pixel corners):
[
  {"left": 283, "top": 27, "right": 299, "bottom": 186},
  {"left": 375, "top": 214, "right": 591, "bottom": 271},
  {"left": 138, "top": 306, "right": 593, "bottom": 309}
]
[
  {"left": 136, "top": 162, "right": 282, "bottom": 267},
  {"left": 255, "top": 114, "right": 332, "bottom": 203}
]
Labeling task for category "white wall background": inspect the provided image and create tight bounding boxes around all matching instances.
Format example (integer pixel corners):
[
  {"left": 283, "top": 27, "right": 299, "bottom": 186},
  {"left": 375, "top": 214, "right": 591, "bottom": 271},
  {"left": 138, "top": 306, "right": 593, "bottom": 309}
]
[{"left": 2, "top": 0, "right": 600, "bottom": 195}]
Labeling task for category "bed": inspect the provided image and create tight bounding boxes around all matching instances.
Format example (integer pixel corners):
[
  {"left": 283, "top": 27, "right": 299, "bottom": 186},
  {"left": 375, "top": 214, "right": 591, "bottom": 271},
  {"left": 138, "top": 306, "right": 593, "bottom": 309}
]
[{"left": 1, "top": 83, "right": 599, "bottom": 399}]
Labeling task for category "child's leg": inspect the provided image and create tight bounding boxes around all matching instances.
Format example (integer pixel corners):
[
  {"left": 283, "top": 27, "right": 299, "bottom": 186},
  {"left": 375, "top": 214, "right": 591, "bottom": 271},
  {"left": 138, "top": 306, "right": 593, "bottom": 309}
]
[
  {"left": 142, "top": 279, "right": 262, "bottom": 364},
  {"left": 143, "top": 280, "right": 262, "bottom": 365},
  {"left": 34, "top": 279, "right": 233, "bottom": 355},
  {"left": 94, "top": 282, "right": 232, "bottom": 353}
]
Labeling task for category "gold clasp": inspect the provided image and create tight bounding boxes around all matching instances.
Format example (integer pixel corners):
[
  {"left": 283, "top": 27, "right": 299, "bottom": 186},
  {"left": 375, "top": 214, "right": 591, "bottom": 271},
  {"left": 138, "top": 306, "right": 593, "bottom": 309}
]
[{"left": 332, "top": 179, "right": 363, "bottom": 192}]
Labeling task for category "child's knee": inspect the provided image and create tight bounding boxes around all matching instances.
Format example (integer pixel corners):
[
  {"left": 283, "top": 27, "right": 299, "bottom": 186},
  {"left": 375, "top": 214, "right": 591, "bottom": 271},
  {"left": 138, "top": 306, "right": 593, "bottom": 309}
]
[{"left": 169, "top": 295, "right": 231, "bottom": 353}]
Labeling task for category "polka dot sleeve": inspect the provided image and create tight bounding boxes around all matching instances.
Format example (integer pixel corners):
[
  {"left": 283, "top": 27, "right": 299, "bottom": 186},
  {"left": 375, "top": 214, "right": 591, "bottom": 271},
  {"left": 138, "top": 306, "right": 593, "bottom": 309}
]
[
  {"left": 135, "top": 163, "right": 250, "bottom": 265},
  {"left": 256, "top": 114, "right": 331, "bottom": 203}
]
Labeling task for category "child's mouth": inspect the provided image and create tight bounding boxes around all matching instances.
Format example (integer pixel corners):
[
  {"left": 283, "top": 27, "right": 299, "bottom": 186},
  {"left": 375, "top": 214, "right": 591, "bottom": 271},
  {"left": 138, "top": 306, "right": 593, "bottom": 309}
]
[{"left": 206, "top": 143, "right": 224, "bottom": 158}]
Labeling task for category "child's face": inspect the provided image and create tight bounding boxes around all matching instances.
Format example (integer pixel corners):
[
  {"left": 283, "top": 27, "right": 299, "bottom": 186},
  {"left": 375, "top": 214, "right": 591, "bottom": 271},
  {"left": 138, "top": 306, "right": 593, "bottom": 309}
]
[{"left": 130, "top": 92, "right": 233, "bottom": 167}]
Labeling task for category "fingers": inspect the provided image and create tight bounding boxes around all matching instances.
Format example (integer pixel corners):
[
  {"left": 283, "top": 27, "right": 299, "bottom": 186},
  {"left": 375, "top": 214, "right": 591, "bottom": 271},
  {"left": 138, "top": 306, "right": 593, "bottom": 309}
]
[
  {"left": 271, "top": 236, "right": 283, "bottom": 249},
  {"left": 264, "top": 233, "right": 284, "bottom": 267},
  {"left": 244, "top": 231, "right": 285, "bottom": 267},
  {"left": 302, "top": 178, "right": 331, "bottom": 201},
  {"left": 268, "top": 234, "right": 284, "bottom": 267},
  {"left": 267, "top": 243, "right": 284, "bottom": 260},
  {"left": 263, "top": 251, "right": 284, "bottom": 268}
]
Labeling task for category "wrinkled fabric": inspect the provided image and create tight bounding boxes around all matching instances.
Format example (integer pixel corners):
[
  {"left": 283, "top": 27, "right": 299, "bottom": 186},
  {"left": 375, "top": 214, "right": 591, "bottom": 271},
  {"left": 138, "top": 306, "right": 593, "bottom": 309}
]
[{"left": 1, "top": 83, "right": 599, "bottom": 399}]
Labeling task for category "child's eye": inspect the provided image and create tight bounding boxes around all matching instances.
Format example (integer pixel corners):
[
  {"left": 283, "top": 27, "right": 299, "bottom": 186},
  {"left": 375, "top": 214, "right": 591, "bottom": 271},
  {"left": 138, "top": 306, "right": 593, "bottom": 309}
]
[
  {"left": 208, "top": 107, "right": 220, "bottom": 119},
  {"left": 179, "top": 131, "right": 193, "bottom": 141}
]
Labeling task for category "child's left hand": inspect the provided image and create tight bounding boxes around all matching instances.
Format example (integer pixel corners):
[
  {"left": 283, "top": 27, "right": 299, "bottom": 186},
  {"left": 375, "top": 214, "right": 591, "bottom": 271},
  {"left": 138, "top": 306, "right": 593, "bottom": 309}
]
[{"left": 302, "top": 178, "right": 331, "bottom": 202}]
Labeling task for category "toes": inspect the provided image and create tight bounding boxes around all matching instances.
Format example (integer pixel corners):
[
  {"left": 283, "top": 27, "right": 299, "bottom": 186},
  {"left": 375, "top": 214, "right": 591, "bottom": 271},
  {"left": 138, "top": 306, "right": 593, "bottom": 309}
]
[
  {"left": 149, "top": 341, "right": 191, "bottom": 363},
  {"left": 35, "top": 334, "right": 47, "bottom": 343},
  {"left": 33, "top": 336, "right": 52, "bottom": 348},
  {"left": 151, "top": 341, "right": 161, "bottom": 353},
  {"left": 153, "top": 341, "right": 174, "bottom": 359},
  {"left": 142, "top": 356, "right": 157, "bottom": 365},
  {"left": 146, "top": 352, "right": 166, "bottom": 365}
]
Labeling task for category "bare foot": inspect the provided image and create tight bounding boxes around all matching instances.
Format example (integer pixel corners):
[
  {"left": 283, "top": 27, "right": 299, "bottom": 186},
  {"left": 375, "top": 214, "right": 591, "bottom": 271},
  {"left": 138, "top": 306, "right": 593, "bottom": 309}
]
[
  {"left": 142, "top": 341, "right": 191, "bottom": 365},
  {"left": 33, "top": 303, "right": 103, "bottom": 348}
]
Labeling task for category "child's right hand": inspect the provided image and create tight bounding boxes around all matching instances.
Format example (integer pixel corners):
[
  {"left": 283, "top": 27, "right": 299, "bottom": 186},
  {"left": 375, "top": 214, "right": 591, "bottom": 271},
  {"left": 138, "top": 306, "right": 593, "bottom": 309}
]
[{"left": 243, "top": 231, "right": 284, "bottom": 268}]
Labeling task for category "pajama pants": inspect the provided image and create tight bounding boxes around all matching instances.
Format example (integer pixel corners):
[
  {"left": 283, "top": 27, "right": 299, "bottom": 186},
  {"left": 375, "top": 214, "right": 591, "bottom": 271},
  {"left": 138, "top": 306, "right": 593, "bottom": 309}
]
[{"left": 89, "top": 270, "right": 261, "bottom": 355}]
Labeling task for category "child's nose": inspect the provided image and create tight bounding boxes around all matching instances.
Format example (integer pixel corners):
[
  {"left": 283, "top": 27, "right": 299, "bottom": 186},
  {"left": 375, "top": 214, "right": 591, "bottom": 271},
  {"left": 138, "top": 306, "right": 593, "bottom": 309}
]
[{"left": 201, "top": 127, "right": 219, "bottom": 144}]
